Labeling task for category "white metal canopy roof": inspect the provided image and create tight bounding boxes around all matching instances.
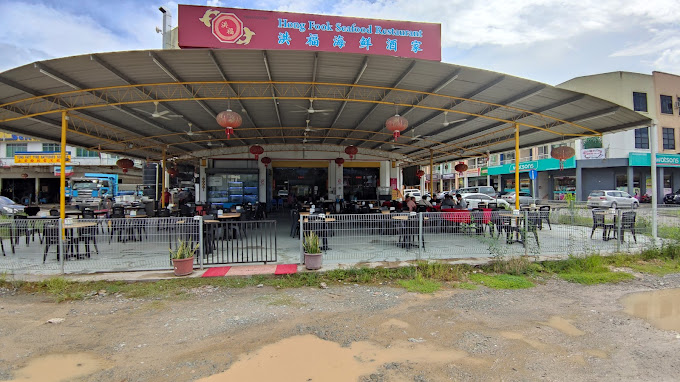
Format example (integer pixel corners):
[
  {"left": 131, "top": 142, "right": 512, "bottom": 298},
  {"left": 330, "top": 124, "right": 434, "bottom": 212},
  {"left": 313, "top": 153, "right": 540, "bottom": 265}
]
[{"left": 0, "top": 48, "right": 651, "bottom": 164}]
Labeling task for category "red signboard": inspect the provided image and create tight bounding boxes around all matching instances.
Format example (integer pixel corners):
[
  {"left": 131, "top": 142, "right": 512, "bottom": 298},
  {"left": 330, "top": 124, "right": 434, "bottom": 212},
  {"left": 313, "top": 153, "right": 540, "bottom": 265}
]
[{"left": 178, "top": 5, "right": 441, "bottom": 61}]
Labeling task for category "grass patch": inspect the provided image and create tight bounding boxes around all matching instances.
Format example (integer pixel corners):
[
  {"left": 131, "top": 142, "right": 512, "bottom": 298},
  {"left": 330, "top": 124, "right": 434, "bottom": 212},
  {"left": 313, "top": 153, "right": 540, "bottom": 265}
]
[
  {"left": 398, "top": 275, "right": 441, "bottom": 293},
  {"left": 455, "top": 282, "right": 477, "bottom": 290},
  {"left": 558, "top": 272, "right": 634, "bottom": 284},
  {"left": 628, "top": 259, "right": 680, "bottom": 275},
  {"left": 467, "top": 273, "right": 534, "bottom": 289}
]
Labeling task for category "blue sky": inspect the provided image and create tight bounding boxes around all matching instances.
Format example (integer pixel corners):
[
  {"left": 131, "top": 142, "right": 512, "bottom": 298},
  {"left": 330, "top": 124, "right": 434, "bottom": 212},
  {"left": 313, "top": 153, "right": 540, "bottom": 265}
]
[{"left": 1, "top": 0, "right": 679, "bottom": 85}]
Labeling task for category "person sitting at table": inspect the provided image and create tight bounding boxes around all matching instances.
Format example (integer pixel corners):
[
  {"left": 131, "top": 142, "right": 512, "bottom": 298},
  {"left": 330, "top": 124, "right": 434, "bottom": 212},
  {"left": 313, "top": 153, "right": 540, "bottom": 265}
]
[
  {"left": 162, "top": 188, "right": 172, "bottom": 206},
  {"left": 454, "top": 194, "right": 467, "bottom": 209},
  {"left": 441, "top": 194, "right": 455, "bottom": 208},
  {"left": 406, "top": 195, "right": 417, "bottom": 212},
  {"left": 418, "top": 195, "right": 433, "bottom": 208}
]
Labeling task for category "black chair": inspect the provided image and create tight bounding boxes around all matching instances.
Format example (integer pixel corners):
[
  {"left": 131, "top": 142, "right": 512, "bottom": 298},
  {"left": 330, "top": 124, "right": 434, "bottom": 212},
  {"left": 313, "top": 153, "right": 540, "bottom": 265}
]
[
  {"left": 487, "top": 202, "right": 498, "bottom": 210},
  {"left": 590, "top": 209, "right": 608, "bottom": 240},
  {"left": 290, "top": 210, "right": 301, "bottom": 238},
  {"left": 13, "top": 215, "right": 38, "bottom": 247},
  {"left": 521, "top": 212, "right": 540, "bottom": 247},
  {"left": 78, "top": 210, "right": 99, "bottom": 257},
  {"left": 610, "top": 211, "right": 637, "bottom": 243},
  {"left": 470, "top": 209, "right": 485, "bottom": 235},
  {"left": 538, "top": 205, "right": 551, "bottom": 230},
  {"left": 49, "top": 208, "right": 60, "bottom": 217},
  {"left": 42, "top": 223, "right": 61, "bottom": 263},
  {"left": 109, "top": 208, "right": 127, "bottom": 243}
]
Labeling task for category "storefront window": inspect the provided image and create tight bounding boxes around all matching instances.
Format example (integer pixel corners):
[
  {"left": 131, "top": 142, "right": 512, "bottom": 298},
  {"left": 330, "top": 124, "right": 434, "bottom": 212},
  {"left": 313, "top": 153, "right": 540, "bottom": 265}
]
[
  {"left": 343, "top": 167, "right": 378, "bottom": 200},
  {"left": 6, "top": 143, "right": 27, "bottom": 157},
  {"left": 616, "top": 174, "right": 628, "bottom": 189},
  {"left": 554, "top": 176, "right": 575, "bottom": 200},
  {"left": 206, "top": 173, "right": 258, "bottom": 206}
]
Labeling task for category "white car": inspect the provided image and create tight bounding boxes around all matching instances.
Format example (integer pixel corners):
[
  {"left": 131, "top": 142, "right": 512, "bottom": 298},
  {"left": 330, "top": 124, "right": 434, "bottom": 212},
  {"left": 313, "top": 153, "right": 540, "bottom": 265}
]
[
  {"left": 403, "top": 189, "right": 422, "bottom": 201},
  {"left": 437, "top": 189, "right": 456, "bottom": 200},
  {"left": 461, "top": 193, "right": 510, "bottom": 209},
  {"left": 587, "top": 190, "right": 639, "bottom": 209}
]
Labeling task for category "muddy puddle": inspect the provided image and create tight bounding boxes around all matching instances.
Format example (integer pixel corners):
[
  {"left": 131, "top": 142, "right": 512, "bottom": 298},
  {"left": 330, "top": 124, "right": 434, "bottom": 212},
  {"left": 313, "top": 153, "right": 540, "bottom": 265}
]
[
  {"left": 622, "top": 288, "right": 680, "bottom": 332},
  {"left": 9, "top": 353, "right": 109, "bottom": 382},
  {"left": 198, "top": 334, "right": 477, "bottom": 381}
]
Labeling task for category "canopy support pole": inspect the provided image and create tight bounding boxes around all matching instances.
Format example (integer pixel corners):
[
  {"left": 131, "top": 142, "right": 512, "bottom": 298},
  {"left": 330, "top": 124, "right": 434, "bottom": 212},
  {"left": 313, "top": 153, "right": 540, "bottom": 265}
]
[
  {"left": 60, "top": 111, "right": 67, "bottom": 221},
  {"left": 514, "top": 123, "right": 520, "bottom": 210},
  {"left": 429, "top": 150, "right": 434, "bottom": 197},
  {"left": 162, "top": 147, "right": 167, "bottom": 208}
]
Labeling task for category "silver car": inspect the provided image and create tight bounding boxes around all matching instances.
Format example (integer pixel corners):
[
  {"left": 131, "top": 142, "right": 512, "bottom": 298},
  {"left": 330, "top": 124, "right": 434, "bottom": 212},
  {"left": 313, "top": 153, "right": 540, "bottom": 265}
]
[
  {"left": 501, "top": 191, "right": 537, "bottom": 205},
  {"left": 587, "top": 190, "right": 639, "bottom": 209},
  {"left": 0, "top": 196, "right": 26, "bottom": 215},
  {"left": 461, "top": 193, "right": 510, "bottom": 209}
]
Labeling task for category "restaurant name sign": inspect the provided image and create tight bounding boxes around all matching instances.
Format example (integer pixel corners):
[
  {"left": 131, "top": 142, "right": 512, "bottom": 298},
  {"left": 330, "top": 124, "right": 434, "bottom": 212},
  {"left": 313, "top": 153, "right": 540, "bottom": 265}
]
[
  {"left": 488, "top": 157, "right": 575, "bottom": 175},
  {"left": 178, "top": 5, "right": 442, "bottom": 61},
  {"left": 15, "top": 151, "right": 71, "bottom": 164}
]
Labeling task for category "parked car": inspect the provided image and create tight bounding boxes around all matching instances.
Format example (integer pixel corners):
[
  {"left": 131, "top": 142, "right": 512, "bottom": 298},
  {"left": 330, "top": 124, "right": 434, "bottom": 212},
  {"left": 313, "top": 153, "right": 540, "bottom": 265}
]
[
  {"left": 663, "top": 189, "right": 680, "bottom": 204},
  {"left": 0, "top": 196, "right": 26, "bottom": 215},
  {"left": 277, "top": 189, "right": 289, "bottom": 198},
  {"left": 461, "top": 193, "right": 510, "bottom": 209},
  {"left": 587, "top": 190, "right": 639, "bottom": 209},
  {"left": 501, "top": 191, "right": 537, "bottom": 205},
  {"left": 437, "top": 189, "right": 457, "bottom": 200},
  {"left": 403, "top": 188, "right": 422, "bottom": 201},
  {"left": 457, "top": 186, "right": 496, "bottom": 197}
]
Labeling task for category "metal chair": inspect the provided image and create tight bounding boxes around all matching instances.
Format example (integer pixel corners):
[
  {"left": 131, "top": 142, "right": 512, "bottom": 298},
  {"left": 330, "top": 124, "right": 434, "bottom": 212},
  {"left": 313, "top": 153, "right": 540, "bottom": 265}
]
[
  {"left": 538, "top": 205, "right": 552, "bottom": 230},
  {"left": 590, "top": 209, "right": 607, "bottom": 239}
]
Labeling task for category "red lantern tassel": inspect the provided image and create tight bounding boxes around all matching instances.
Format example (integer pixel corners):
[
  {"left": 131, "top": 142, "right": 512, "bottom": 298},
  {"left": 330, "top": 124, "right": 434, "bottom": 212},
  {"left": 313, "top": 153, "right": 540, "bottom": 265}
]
[
  {"left": 559, "top": 160, "right": 564, "bottom": 170},
  {"left": 393, "top": 131, "right": 400, "bottom": 140}
]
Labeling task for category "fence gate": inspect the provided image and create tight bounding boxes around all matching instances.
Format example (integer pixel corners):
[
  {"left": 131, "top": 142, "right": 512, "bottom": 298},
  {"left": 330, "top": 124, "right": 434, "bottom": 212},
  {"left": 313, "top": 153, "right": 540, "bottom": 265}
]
[{"left": 202, "top": 220, "right": 277, "bottom": 264}]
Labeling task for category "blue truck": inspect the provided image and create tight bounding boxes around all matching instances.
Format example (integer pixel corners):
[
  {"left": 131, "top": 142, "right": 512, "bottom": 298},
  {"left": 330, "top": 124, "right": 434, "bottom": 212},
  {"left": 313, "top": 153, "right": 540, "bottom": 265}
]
[{"left": 65, "top": 173, "right": 119, "bottom": 206}]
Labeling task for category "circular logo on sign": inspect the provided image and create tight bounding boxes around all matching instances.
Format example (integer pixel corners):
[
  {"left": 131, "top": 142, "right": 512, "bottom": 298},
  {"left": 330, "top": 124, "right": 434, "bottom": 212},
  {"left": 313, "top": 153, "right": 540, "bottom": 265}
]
[{"left": 212, "top": 13, "right": 244, "bottom": 43}]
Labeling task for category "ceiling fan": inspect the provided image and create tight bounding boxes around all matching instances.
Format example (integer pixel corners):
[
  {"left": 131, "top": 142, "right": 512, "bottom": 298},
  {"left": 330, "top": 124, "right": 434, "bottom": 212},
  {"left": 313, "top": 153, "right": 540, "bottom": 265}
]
[
  {"left": 304, "top": 119, "right": 320, "bottom": 132},
  {"left": 134, "top": 101, "right": 183, "bottom": 120},
  {"left": 185, "top": 123, "right": 209, "bottom": 136},
  {"left": 442, "top": 111, "right": 466, "bottom": 127},
  {"left": 292, "top": 99, "right": 333, "bottom": 114},
  {"left": 206, "top": 141, "right": 224, "bottom": 147}
]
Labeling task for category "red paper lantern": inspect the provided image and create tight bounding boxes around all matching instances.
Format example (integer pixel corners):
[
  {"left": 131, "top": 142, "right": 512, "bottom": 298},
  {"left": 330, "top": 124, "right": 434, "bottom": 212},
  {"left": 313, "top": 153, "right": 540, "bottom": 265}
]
[
  {"left": 334, "top": 157, "right": 345, "bottom": 167},
  {"left": 21, "top": 173, "right": 29, "bottom": 179},
  {"left": 167, "top": 168, "right": 178, "bottom": 177},
  {"left": 261, "top": 156, "right": 272, "bottom": 167},
  {"left": 386, "top": 114, "right": 408, "bottom": 140},
  {"left": 216, "top": 109, "right": 242, "bottom": 139},
  {"left": 416, "top": 169, "right": 425, "bottom": 179},
  {"left": 551, "top": 145, "right": 575, "bottom": 170},
  {"left": 344, "top": 145, "right": 358, "bottom": 160},
  {"left": 454, "top": 162, "right": 468, "bottom": 174},
  {"left": 249, "top": 145, "right": 264, "bottom": 160},
  {"left": 116, "top": 158, "right": 134, "bottom": 174}
]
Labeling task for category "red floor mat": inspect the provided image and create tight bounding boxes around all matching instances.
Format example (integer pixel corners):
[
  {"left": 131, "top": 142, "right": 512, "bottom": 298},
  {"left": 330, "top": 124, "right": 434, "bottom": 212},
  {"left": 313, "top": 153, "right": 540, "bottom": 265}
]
[
  {"left": 201, "top": 266, "right": 231, "bottom": 277},
  {"left": 275, "top": 264, "right": 298, "bottom": 275}
]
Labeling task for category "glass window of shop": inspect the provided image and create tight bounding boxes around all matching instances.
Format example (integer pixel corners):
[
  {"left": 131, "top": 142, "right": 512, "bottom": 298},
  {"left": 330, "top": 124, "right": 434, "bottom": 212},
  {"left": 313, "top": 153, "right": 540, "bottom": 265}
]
[
  {"left": 274, "top": 167, "right": 328, "bottom": 200},
  {"left": 76, "top": 147, "right": 99, "bottom": 157},
  {"left": 505, "top": 178, "right": 531, "bottom": 193},
  {"left": 6, "top": 143, "right": 27, "bottom": 157},
  {"left": 206, "top": 172, "right": 258, "bottom": 206},
  {"left": 537, "top": 145, "right": 549, "bottom": 160},
  {"left": 42, "top": 143, "right": 59, "bottom": 152},
  {"left": 554, "top": 176, "right": 575, "bottom": 200},
  {"left": 343, "top": 167, "right": 379, "bottom": 200}
]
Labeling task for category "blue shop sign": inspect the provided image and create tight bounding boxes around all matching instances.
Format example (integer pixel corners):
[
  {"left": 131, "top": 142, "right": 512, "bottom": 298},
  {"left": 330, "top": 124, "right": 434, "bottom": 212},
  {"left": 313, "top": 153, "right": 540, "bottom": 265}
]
[
  {"left": 488, "top": 157, "right": 575, "bottom": 175},
  {"left": 628, "top": 152, "right": 680, "bottom": 167}
]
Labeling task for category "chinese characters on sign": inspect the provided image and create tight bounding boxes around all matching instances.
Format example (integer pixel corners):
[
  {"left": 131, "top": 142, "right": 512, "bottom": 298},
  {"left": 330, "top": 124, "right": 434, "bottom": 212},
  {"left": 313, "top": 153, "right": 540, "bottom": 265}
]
[
  {"left": 15, "top": 152, "right": 71, "bottom": 164},
  {"left": 179, "top": 5, "right": 441, "bottom": 61}
]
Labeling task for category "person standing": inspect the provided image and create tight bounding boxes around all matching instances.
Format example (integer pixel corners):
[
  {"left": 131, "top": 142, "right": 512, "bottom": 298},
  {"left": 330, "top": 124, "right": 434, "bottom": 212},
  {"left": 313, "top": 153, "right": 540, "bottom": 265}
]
[{"left": 162, "top": 188, "right": 171, "bottom": 207}]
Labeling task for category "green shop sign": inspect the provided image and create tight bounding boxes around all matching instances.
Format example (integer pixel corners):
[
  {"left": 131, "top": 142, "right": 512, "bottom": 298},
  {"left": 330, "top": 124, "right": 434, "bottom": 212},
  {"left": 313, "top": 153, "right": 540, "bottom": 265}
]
[
  {"left": 628, "top": 152, "right": 680, "bottom": 167},
  {"left": 488, "top": 157, "right": 575, "bottom": 175}
]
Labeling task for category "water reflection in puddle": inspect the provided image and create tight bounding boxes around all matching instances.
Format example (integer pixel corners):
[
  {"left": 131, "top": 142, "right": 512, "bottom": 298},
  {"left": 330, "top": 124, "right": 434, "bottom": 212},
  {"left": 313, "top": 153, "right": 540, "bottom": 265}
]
[
  {"left": 622, "top": 288, "right": 680, "bottom": 331},
  {"left": 9, "top": 353, "right": 108, "bottom": 382},
  {"left": 198, "top": 334, "right": 472, "bottom": 381}
]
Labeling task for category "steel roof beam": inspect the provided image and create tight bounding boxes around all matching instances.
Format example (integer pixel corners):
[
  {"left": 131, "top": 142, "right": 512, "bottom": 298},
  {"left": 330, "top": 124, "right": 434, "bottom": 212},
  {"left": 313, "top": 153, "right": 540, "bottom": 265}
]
[
  {"left": 336, "top": 61, "right": 417, "bottom": 146},
  {"left": 360, "top": 69, "right": 462, "bottom": 148},
  {"left": 321, "top": 56, "right": 369, "bottom": 144},
  {"left": 262, "top": 51, "right": 284, "bottom": 144},
  {"left": 32, "top": 63, "right": 196, "bottom": 153},
  {"left": 400, "top": 93, "right": 587, "bottom": 156}
]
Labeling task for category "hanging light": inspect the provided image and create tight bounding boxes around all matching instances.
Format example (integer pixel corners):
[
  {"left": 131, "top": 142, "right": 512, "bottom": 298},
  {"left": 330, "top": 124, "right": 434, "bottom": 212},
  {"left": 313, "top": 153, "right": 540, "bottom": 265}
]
[
  {"left": 344, "top": 145, "right": 358, "bottom": 160},
  {"left": 416, "top": 169, "right": 425, "bottom": 179},
  {"left": 249, "top": 145, "right": 264, "bottom": 160},
  {"left": 454, "top": 162, "right": 468, "bottom": 175},
  {"left": 167, "top": 168, "right": 178, "bottom": 177},
  {"left": 216, "top": 109, "right": 242, "bottom": 139},
  {"left": 385, "top": 114, "right": 408, "bottom": 140},
  {"left": 116, "top": 158, "right": 134, "bottom": 173},
  {"left": 21, "top": 173, "right": 29, "bottom": 179},
  {"left": 261, "top": 156, "right": 272, "bottom": 167},
  {"left": 551, "top": 145, "right": 575, "bottom": 170},
  {"left": 334, "top": 157, "right": 345, "bottom": 167}
]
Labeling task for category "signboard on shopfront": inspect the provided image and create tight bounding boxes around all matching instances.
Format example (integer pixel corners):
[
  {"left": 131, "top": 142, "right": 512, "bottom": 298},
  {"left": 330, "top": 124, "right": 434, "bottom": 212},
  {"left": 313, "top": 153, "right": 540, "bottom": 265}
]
[
  {"left": 178, "top": 5, "right": 442, "bottom": 61},
  {"left": 581, "top": 148, "right": 605, "bottom": 159},
  {"left": 487, "top": 157, "right": 575, "bottom": 175},
  {"left": 15, "top": 151, "right": 71, "bottom": 164},
  {"left": 0, "top": 133, "right": 36, "bottom": 141},
  {"left": 53, "top": 166, "right": 74, "bottom": 177},
  {"left": 629, "top": 152, "right": 680, "bottom": 167}
]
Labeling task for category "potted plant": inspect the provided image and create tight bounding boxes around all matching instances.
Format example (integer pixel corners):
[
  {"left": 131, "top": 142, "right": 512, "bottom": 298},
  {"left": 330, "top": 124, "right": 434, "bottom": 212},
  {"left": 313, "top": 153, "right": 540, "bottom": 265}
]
[
  {"left": 303, "top": 231, "right": 322, "bottom": 270},
  {"left": 169, "top": 239, "right": 198, "bottom": 276}
]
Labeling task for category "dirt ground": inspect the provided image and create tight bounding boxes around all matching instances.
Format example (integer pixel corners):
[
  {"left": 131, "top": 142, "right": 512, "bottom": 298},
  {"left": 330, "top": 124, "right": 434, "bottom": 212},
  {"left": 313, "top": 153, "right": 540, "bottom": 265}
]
[{"left": 1, "top": 273, "right": 679, "bottom": 382}]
